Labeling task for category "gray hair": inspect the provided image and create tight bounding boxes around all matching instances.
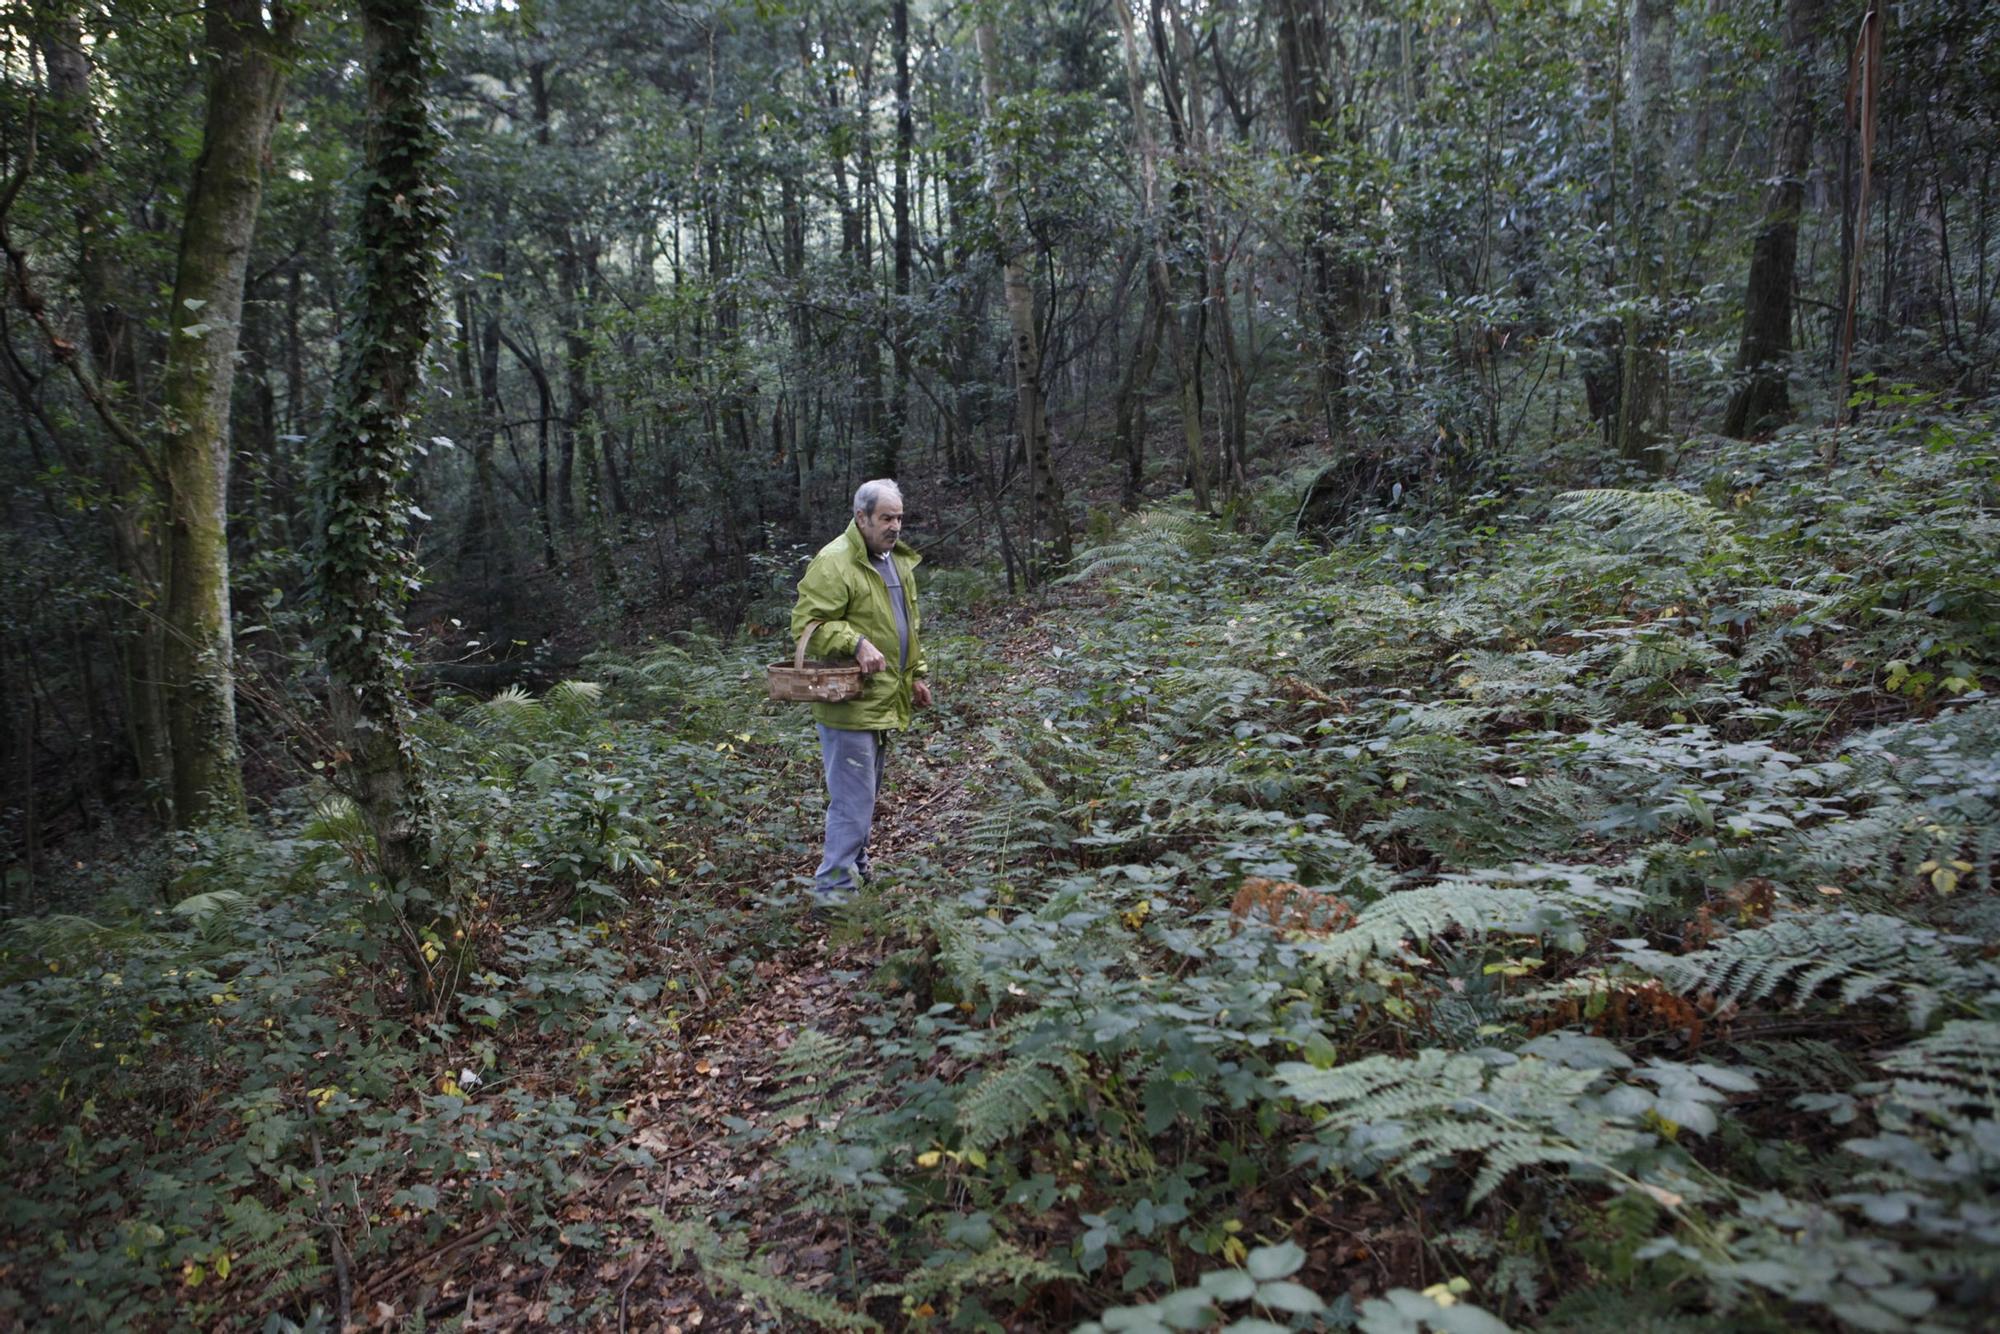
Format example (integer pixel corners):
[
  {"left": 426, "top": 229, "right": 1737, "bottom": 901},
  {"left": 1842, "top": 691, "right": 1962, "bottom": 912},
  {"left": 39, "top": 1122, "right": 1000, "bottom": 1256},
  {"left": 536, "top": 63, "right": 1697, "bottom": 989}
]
[{"left": 853, "top": 479, "right": 904, "bottom": 516}]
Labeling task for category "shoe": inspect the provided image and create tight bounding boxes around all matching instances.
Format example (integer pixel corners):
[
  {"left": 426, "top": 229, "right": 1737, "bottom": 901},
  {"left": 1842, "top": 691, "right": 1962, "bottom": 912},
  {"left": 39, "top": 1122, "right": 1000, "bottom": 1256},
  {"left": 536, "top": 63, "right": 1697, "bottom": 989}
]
[{"left": 807, "top": 886, "right": 853, "bottom": 916}]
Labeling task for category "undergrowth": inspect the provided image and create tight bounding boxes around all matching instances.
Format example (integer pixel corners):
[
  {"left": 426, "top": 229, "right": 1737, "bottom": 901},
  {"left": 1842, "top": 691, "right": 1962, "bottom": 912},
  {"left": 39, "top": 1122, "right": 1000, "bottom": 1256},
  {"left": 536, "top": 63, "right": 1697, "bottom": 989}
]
[
  {"left": 743, "top": 414, "right": 1999, "bottom": 1331},
  {"left": 3, "top": 410, "right": 1997, "bottom": 1330}
]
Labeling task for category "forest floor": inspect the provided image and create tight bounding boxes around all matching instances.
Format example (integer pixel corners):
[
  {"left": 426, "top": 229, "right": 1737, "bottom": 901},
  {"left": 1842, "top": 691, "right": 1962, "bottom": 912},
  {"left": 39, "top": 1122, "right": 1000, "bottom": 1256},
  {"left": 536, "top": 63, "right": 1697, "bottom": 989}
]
[
  {"left": 6, "top": 415, "right": 1997, "bottom": 1333},
  {"left": 387, "top": 602, "right": 1076, "bottom": 1330}
]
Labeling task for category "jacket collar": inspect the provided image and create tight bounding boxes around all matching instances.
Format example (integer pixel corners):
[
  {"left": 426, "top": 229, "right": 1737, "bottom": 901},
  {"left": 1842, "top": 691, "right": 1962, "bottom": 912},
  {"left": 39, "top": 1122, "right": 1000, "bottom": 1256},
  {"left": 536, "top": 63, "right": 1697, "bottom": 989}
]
[{"left": 841, "top": 519, "right": 921, "bottom": 567}]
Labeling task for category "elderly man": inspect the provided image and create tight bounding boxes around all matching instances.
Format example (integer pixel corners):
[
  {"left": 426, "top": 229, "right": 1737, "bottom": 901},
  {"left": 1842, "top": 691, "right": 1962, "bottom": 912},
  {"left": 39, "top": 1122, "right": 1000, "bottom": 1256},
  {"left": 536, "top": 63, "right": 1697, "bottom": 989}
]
[{"left": 790, "top": 479, "right": 933, "bottom": 904}]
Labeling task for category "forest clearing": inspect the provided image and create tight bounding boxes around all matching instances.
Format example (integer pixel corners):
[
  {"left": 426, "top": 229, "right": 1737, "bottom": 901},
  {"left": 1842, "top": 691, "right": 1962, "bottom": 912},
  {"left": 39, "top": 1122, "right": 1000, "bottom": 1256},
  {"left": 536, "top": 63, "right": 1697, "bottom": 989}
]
[{"left": 3, "top": 0, "right": 1998, "bottom": 1329}]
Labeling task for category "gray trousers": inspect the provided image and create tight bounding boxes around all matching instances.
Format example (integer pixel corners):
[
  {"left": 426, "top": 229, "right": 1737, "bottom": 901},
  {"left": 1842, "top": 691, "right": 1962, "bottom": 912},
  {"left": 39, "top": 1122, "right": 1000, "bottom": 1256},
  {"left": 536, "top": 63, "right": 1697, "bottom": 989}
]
[{"left": 815, "top": 725, "right": 887, "bottom": 891}]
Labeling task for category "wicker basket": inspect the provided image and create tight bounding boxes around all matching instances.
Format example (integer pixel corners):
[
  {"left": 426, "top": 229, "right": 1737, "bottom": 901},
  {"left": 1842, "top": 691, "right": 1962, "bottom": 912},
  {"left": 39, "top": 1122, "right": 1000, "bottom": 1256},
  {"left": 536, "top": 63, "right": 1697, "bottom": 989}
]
[{"left": 767, "top": 620, "right": 866, "bottom": 703}]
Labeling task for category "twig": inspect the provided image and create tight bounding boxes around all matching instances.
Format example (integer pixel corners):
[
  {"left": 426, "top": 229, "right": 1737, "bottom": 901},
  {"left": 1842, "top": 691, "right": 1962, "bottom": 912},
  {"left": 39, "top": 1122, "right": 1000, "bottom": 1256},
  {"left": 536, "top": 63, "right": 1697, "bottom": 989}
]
[
  {"left": 356, "top": 1223, "right": 505, "bottom": 1303},
  {"left": 896, "top": 775, "right": 966, "bottom": 822},
  {"left": 617, "top": 1253, "right": 656, "bottom": 1334},
  {"left": 309, "top": 1126, "right": 354, "bottom": 1331},
  {"left": 0, "top": 99, "right": 167, "bottom": 491}
]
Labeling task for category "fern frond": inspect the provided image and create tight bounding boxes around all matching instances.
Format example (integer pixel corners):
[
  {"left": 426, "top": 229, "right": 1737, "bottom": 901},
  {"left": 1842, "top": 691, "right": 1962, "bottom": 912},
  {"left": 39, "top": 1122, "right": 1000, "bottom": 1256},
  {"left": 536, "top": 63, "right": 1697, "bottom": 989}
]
[
  {"left": 217, "top": 1197, "right": 327, "bottom": 1310},
  {"left": 772, "top": 1028, "right": 867, "bottom": 1126},
  {"left": 956, "top": 1054, "right": 1077, "bottom": 1149},
  {"left": 864, "top": 1241, "right": 1063, "bottom": 1306},
  {"left": 1555, "top": 488, "right": 1732, "bottom": 554},
  {"left": 644, "top": 1212, "right": 879, "bottom": 1330},
  {"left": 1621, "top": 913, "right": 1986, "bottom": 1029},
  {"left": 1061, "top": 509, "right": 1217, "bottom": 586},
  {"left": 1303, "top": 884, "right": 1541, "bottom": 973},
  {"left": 1277, "top": 1049, "right": 1652, "bottom": 1202},
  {"left": 1877, "top": 1020, "right": 2000, "bottom": 1119}
]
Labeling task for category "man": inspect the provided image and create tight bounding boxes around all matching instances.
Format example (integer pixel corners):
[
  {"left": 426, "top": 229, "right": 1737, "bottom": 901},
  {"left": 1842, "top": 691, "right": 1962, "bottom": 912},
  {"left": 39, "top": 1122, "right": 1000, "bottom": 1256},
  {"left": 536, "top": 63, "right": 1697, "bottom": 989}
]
[{"left": 790, "top": 479, "right": 933, "bottom": 904}]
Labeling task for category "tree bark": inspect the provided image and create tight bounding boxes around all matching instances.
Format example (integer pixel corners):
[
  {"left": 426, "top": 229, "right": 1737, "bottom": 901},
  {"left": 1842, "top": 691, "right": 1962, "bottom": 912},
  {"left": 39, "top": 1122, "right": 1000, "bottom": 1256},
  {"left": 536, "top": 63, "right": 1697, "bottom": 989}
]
[
  {"left": 1174, "top": 0, "right": 1247, "bottom": 498},
  {"left": 159, "top": 0, "right": 293, "bottom": 825},
  {"left": 33, "top": 6, "right": 173, "bottom": 815},
  {"left": 1723, "top": 0, "right": 1821, "bottom": 437},
  {"left": 1273, "top": 0, "right": 1347, "bottom": 431},
  {"left": 886, "top": 0, "right": 914, "bottom": 479},
  {"left": 975, "top": 18, "right": 1071, "bottom": 579},
  {"left": 1614, "top": 0, "right": 1674, "bottom": 471},
  {"left": 316, "top": 0, "right": 449, "bottom": 908},
  {"left": 1119, "top": 0, "right": 1210, "bottom": 511}
]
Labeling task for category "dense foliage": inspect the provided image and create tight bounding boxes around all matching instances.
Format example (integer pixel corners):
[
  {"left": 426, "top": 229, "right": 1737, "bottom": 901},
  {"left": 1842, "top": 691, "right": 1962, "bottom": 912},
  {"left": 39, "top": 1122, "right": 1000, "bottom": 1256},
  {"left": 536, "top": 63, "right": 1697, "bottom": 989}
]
[
  {"left": 5, "top": 0, "right": 2000, "bottom": 1328},
  {"left": 5, "top": 407, "right": 1996, "bottom": 1327}
]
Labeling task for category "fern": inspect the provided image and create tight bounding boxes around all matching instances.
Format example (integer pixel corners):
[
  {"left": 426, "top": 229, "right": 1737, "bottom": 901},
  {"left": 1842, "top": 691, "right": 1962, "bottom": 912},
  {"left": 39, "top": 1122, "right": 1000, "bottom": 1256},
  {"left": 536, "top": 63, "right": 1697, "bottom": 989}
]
[
  {"left": 863, "top": 1241, "right": 1062, "bottom": 1308},
  {"left": 1365, "top": 770, "right": 1607, "bottom": 864},
  {"left": 1306, "top": 869, "right": 1639, "bottom": 974},
  {"left": 772, "top": 1027, "right": 865, "bottom": 1127},
  {"left": 216, "top": 1196, "right": 328, "bottom": 1311},
  {"left": 1062, "top": 508, "right": 1218, "bottom": 586},
  {"left": 1620, "top": 913, "right": 1991, "bottom": 1029},
  {"left": 1555, "top": 488, "right": 1733, "bottom": 555},
  {"left": 955, "top": 1054, "right": 1077, "bottom": 1149},
  {"left": 1277, "top": 1048, "right": 1656, "bottom": 1202},
  {"left": 644, "top": 1212, "right": 879, "bottom": 1331},
  {"left": 1828, "top": 701, "right": 2000, "bottom": 896},
  {"left": 962, "top": 730, "right": 1076, "bottom": 865}
]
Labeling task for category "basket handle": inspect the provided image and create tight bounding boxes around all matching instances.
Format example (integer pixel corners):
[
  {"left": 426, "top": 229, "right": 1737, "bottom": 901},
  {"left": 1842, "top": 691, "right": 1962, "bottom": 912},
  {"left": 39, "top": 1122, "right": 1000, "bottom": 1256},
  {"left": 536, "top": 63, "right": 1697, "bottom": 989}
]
[{"left": 794, "top": 620, "right": 824, "bottom": 670}]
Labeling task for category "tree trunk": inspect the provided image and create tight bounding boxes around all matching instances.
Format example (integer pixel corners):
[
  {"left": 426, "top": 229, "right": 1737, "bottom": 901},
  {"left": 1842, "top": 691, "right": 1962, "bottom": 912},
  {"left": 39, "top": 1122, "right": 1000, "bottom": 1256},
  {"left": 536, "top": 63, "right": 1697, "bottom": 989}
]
[
  {"left": 316, "top": 0, "right": 449, "bottom": 910},
  {"left": 975, "top": 18, "right": 1071, "bottom": 579},
  {"left": 556, "top": 236, "right": 590, "bottom": 528},
  {"left": 1113, "top": 285, "right": 1166, "bottom": 511},
  {"left": 1120, "top": 0, "right": 1210, "bottom": 511},
  {"left": 1723, "top": 0, "right": 1821, "bottom": 437},
  {"left": 160, "top": 0, "right": 293, "bottom": 826},
  {"left": 1174, "top": 0, "right": 1247, "bottom": 498},
  {"left": 34, "top": 7, "right": 173, "bottom": 816},
  {"left": 1614, "top": 0, "right": 1674, "bottom": 471},
  {"left": 1273, "top": 0, "right": 1347, "bottom": 431},
  {"left": 886, "top": 0, "right": 914, "bottom": 480}
]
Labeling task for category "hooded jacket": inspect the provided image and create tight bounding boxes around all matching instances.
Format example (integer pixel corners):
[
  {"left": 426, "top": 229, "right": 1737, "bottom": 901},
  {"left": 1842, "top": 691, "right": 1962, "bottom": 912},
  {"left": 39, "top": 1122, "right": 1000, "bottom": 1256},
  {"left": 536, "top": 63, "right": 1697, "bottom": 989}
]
[{"left": 789, "top": 520, "right": 928, "bottom": 730}]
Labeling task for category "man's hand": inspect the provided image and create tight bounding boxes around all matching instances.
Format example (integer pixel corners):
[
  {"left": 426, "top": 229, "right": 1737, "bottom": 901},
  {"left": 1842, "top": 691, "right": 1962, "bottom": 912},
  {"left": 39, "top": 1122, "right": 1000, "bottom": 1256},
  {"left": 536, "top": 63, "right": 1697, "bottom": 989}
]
[
  {"left": 855, "top": 638, "right": 888, "bottom": 674},
  {"left": 913, "top": 679, "right": 933, "bottom": 709}
]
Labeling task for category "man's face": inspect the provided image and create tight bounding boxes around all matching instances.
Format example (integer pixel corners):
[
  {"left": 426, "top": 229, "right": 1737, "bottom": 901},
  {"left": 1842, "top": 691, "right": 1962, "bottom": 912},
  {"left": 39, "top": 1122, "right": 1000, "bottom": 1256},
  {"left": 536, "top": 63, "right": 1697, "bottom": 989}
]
[{"left": 856, "top": 497, "right": 903, "bottom": 555}]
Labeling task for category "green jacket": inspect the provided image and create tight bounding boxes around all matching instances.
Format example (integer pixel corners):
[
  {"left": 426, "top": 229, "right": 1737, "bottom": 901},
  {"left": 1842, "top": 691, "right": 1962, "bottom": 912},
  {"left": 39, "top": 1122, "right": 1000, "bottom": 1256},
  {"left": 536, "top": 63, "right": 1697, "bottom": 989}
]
[{"left": 790, "top": 521, "right": 928, "bottom": 730}]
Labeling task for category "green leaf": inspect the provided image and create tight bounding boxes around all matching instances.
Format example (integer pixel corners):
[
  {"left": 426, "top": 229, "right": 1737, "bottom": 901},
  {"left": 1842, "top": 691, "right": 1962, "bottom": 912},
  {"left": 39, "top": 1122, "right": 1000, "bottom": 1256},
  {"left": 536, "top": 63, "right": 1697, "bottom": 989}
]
[
  {"left": 1245, "top": 1242, "right": 1305, "bottom": 1281},
  {"left": 1254, "top": 1279, "right": 1324, "bottom": 1313},
  {"left": 1198, "top": 1269, "right": 1257, "bottom": 1303}
]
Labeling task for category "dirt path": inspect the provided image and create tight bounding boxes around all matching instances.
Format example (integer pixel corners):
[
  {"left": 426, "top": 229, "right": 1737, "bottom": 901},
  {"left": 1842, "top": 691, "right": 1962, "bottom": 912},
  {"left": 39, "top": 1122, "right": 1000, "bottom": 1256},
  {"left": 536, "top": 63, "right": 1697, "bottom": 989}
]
[{"left": 437, "top": 600, "right": 1078, "bottom": 1330}]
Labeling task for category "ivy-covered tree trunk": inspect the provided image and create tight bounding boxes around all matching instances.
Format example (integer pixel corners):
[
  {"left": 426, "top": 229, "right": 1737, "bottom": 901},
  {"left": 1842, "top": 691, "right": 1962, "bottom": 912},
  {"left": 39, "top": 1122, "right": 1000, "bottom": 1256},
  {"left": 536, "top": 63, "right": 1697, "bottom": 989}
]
[
  {"left": 1723, "top": 0, "right": 1821, "bottom": 438},
  {"left": 159, "top": 0, "right": 294, "bottom": 825},
  {"left": 316, "top": 0, "right": 447, "bottom": 905}
]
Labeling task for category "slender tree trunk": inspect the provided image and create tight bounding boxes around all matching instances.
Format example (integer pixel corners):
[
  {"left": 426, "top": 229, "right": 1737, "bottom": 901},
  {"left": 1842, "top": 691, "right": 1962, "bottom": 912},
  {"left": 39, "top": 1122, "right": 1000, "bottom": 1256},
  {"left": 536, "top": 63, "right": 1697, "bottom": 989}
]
[
  {"left": 317, "top": 0, "right": 449, "bottom": 931},
  {"left": 1724, "top": 0, "right": 1821, "bottom": 437},
  {"left": 1614, "top": 0, "right": 1674, "bottom": 471},
  {"left": 1273, "top": 0, "right": 1346, "bottom": 431},
  {"left": 555, "top": 237, "right": 590, "bottom": 528},
  {"left": 886, "top": 0, "right": 914, "bottom": 479},
  {"left": 160, "top": 0, "right": 293, "bottom": 826},
  {"left": 1113, "top": 286, "right": 1166, "bottom": 511},
  {"left": 975, "top": 18, "right": 1071, "bottom": 578},
  {"left": 501, "top": 329, "right": 559, "bottom": 569},
  {"left": 1120, "top": 0, "right": 1209, "bottom": 511},
  {"left": 1174, "top": 0, "right": 1246, "bottom": 498},
  {"left": 34, "top": 8, "right": 173, "bottom": 816}
]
